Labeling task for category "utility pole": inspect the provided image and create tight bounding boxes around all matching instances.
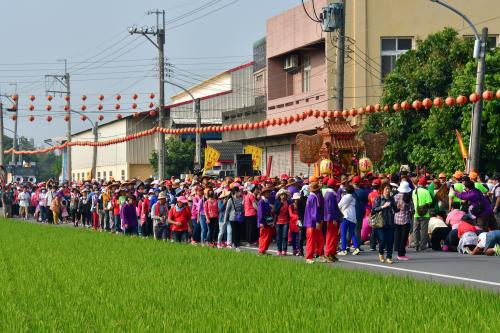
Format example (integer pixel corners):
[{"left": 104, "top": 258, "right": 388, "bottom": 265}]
[
  {"left": 11, "top": 97, "right": 18, "bottom": 165},
  {"left": 195, "top": 99, "right": 201, "bottom": 167},
  {"left": 334, "top": 0, "right": 345, "bottom": 112},
  {"left": 45, "top": 59, "right": 71, "bottom": 182},
  {"left": 469, "top": 27, "right": 488, "bottom": 173},
  {"left": 92, "top": 122, "right": 98, "bottom": 179},
  {"left": 0, "top": 92, "right": 18, "bottom": 165},
  {"left": 129, "top": 9, "right": 166, "bottom": 180}
]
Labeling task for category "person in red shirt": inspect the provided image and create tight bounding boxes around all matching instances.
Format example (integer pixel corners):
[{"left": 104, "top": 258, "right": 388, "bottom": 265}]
[
  {"left": 243, "top": 184, "right": 259, "bottom": 245},
  {"left": 168, "top": 196, "right": 191, "bottom": 242},
  {"left": 274, "top": 189, "right": 291, "bottom": 255},
  {"left": 457, "top": 215, "right": 478, "bottom": 238},
  {"left": 289, "top": 193, "right": 301, "bottom": 256},
  {"left": 367, "top": 179, "right": 382, "bottom": 251},
  {"left": 204, "top": 189, "right": 219, "bottom": 247}
]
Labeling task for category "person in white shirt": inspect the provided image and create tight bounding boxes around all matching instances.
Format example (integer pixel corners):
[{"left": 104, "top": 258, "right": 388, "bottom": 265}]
[
  {"left": 38, "top": 188, "right": 48, "bottom": 223},
  {"left": 337, "top": 185, "right": 360, "bottom": 256},
  {"left": 428, "top": 212, "right": 450, "bottom": 251},
  {"left": 18, "top": 187, "right": 31, "bottom": 220}
]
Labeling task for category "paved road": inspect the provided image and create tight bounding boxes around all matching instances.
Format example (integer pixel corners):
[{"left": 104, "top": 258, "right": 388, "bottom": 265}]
[
  {"left": 17, "top": 219, "right": 500, "bottom": 292},
  {"left": 240, "top": 245, "right": 500, "bottom": 292}
]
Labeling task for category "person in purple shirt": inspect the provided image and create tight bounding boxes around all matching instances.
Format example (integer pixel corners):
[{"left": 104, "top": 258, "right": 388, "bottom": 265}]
[
  {"left": 455, "top": 181, "right": 497, "bottom": 231},
  {"left": 286, "top": 178, "right": 299, "bottom": 198},
  {"left": 323, "top": 179, "right": 342, "bottom": 262},
  {"left": 303, "top": 182, "right": 322, "bottom": 263},
  {"left": 121, "top": 195, "right": 138, "bottom": 235},
  {"left": 257, "top": 186, "right": 275, "bottom": 255}
]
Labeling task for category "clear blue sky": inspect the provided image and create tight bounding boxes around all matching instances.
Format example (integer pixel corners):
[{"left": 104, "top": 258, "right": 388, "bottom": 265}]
[{"left": 0, "top": 0, "right": 300, "bottom": 144}]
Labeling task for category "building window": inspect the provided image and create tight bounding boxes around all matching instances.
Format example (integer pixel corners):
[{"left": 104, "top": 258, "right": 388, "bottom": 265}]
[
  {"left": 97, "top": 172, "right": 101, "bottom": 179},
  {"left": 302, "top": 55, "right": 311, "bottom": 93},
  {"left": 72, "top": 173, "right": 75, "bottom": 180},
  {"left": 121, "top": 170, "right": 125, "bottom": 181},
  {"left": 109, "top": 171, "right": 113, "bottom": 177},
  {"left": 381, "top": 37, "right": 412, "bottom": 80},
  {"left": 103, "top": 171, "right": 106, "bottom": 180}
]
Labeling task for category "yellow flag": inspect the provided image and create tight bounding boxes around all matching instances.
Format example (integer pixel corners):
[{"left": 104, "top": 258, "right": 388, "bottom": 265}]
[
  {"left": 244, "top": 145, "right": 263, "bottom": 170},
  {"left": 203, "top": 146, "right": 220, "bottom": 174}
]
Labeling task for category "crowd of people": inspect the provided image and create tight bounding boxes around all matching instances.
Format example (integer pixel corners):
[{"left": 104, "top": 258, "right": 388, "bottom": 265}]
[{"left": 1, "top": 169, "right": 499, "bottom": 263}]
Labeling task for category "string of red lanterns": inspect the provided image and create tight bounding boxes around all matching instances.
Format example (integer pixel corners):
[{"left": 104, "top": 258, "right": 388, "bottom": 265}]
[{"left": 4, "top": 90, "right": 499, "bottom": 155}]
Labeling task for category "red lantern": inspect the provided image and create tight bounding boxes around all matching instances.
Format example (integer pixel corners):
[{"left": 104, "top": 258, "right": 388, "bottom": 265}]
[
  {"left": 133, "top": 112, "right": 139, "bottom": 118},
  {"left": 28, "top": 115, "right": 34, "bottom": 122},
  {"left": 392, "top": 103, "right": 400, "bottom": 112},
  {"left": 28, "top": 104, "right": 35, "bottom": 111},
  {"left": 365, "top": 105, "right": 373, "bottom": 114},
  {"left": 282, "top": 117, "right": 289, "bottom": 125},
  {"left": 326, "top": 111, "right": 334, "bottom": 118},
  {"left": 469, "top": 93, "right": 480, "bottom": 103},
  {"left": 11, "top": 115, "right": 17, "bottom": 121},
  {"left": 132, "top": 93, "right": 138, "bottom": 100},
  {"left": 456, "top": 95, "right": 467, "bottom": 105},
  {"left": 412, "top": 100, "right": 422, "bottom": 110},
  {"left": 305, "top": 109, "right": 312, "bottom": 117},
  {"left": 29, "top": 95, "right": 35, "bottom": 101},
  {"left": 320, "top": 111, "right": 327, "bottom": 118},
  {"left": 80, "top": 115, "right": 87, "bottom": 121},
  {"left": 149, "top": 93, "right": 155, "bottom": 99},
  {"left": 98, "top": 104, "right": 103, "bottom": 111},
  {"left": 98, "top": 115, "right": 104, "bottom": 121},
  {"left": 270, "top": 118, "right": 276, "bottom": 126},
  {"left": 98, "top": 94, "right": 104, "bottom": 101},
  {"left": 313, "top": 110, "right": 320, "bottom": 118},
  {"left": 47, "top": 95, "right": 53, "bottom": 101},
  {"left": 149, "top": 102, "right": 154, "bottom": 108},
  {"left": 81, "top": 95, "right": 87, "bottom": 101},
  {"left": 64, "top": 104, "right": 70, "bottom": 111},
  {"left": 357, "top": 107, "right": 365, "bottom": 115},
  {"left": 116, "top": 114, "right": 123, "bottom": 119},
  {"left": 64, "top": 95, "right": 70, "bottom": 102},
  {"left": 64, "top": 115, "right": 70, "bottom": 122},
  {"left": 81, "top": 105, "right": 87, "bottom": 111},
  {"left": 12, "top": 95, "right": 18, "bottom": 102},
  {"left": 333, "top": 110, "right": 342, "bottom": 118},
  {"left": 433, "top": 97, "right": 443, "bottom": 107},
  {"left": 374, "top": 104, "right": 381, "bottom": 112},
  {"left": 115, "top": 104, "right": 120, "bottom": 110},
  {"left": 132, "top": 103, "right": 138, "bottom": 109},
  {"left": 401, "top": 101, "right": 410, "bottom": 110},
  {"left": 383, "top": 105, "right": 389, "bottom": 112},
  {"left": 288, "top": 115, "right": 295, "bottom": 123},
  {"left": 349, "top": 108, "right": 357, "bottom": 117},
  {"left": 341, "top": 109, "right": 349, "bottom": 117},
  {"left": 496, "top": 90, "right": 500, "bottom": 99},
  {"left": 445, "top": 96, "right": 455, "bottom": 107},
  {"left": 149, "top": 110, "right": 157, "bottom": 117},
  {"left": 422, "top": 98, "right": 432, "bottom": 109},
  {"left": 45, "top": 105, "right": 52, "bottom": 111},
  {"left": 482, "top": 90, "right": 493, "bottom": 100},
  {"left": 46, "top": 116, "right": 52, "bottom": 122},
  {"left": 115, "top": 94, "right": 121, "bottom": 101}
]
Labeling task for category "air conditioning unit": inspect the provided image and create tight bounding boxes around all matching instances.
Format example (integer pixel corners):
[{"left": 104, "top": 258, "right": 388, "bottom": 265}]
[{"left": 283, "top": 54, "right": 299, "bottom": 72}]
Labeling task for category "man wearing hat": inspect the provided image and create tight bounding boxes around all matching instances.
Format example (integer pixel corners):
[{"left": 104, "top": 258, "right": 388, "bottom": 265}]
[
  {"left": 412, "top": 177, "right": 433, "bottom": 251},
  {"left": 323, "top": 179, "right": 342, "bottom": 262},
  {"left": 286, "top": 178, "right": 299, "bottom": 197},
  {"left": 152, "top": 192, "right": 170, "bottom": 241},
  {"left": 303, "top": 181, "right": 323, "bottom": 263}
]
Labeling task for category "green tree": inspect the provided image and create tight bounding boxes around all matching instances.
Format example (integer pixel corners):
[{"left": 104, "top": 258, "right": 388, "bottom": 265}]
[
  {"left": 150, "top": 136, "right": 195, "bottom": 177},
  {"left": 364, "top": 28, "right": 499, "bottom": 175}
]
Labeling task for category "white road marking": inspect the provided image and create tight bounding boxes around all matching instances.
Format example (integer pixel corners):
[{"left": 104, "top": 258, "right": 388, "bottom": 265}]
[{"left": 240, "top": 246, "right": 500, "bottom": 287}]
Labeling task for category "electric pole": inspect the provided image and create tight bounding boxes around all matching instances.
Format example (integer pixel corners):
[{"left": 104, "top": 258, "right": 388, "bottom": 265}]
[
  {"left": 469, "top": 27, "right": 488, "bottom": 173},
  {"left": 92, "top": 121, "right": 98, "bottom": 179},
  {"left": 195, "top": 99, "right": 201, "bottom": 168},
  {"left": 0, "top": 93, "right": 18, "bottom": 165},
  {"left": 45, "top": 59, "right": 71, "bottom": 182},
  {"left": 129, "top": 9, "right": 166, "bottom": 180},
  {"left": 11, "top": 97, "right": 18, "bottom": 165},
  {"left": 334, "top": 0, "right": 345, "bottom": 112},
  {"left": 0, "top": 102, "right": 4, "bottom": 166}
]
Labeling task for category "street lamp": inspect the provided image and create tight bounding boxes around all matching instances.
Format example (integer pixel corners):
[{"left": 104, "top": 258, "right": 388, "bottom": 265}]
[{"left": 430, "top": 0, "right": 487, "bottom": 173}]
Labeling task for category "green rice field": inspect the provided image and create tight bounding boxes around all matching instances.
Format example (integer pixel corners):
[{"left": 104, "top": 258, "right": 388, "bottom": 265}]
[{"left": 0, "top": 218, "right": 498, "bottom": 332}]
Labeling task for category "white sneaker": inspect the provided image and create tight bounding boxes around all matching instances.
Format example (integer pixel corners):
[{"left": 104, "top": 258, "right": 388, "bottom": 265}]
[
  {"left": 337, "top": 250, "right": 348, "bottom": 256},
  {"left": 352, "top": 248, "right": 360, "bottom": 256}
]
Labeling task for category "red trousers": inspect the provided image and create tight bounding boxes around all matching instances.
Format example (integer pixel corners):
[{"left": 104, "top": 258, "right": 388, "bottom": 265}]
[
  {"left": 315, "top": 225, "right": 325, "bottom": 256},
  {"left": 305, "top": 228, "right": 317, "bottom": 259},
  {"left": 259, "top": 226, "right": 275, "bottom": 253},
  {"left": 325, "top": 221, "right": 339, "bottom": 257},
  {"left": 92, "top": 211, "right": 99, "bottom": 229}
]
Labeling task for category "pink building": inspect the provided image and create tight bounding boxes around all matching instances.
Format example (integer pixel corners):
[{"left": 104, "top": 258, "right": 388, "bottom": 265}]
[{"left": 263, "top": 0, "right": 327, "bottom": 176}]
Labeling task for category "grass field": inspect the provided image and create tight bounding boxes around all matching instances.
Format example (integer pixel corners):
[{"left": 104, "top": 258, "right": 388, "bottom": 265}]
[{"left": 0, "top": 219, "right": 499, "bottom": 332}]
